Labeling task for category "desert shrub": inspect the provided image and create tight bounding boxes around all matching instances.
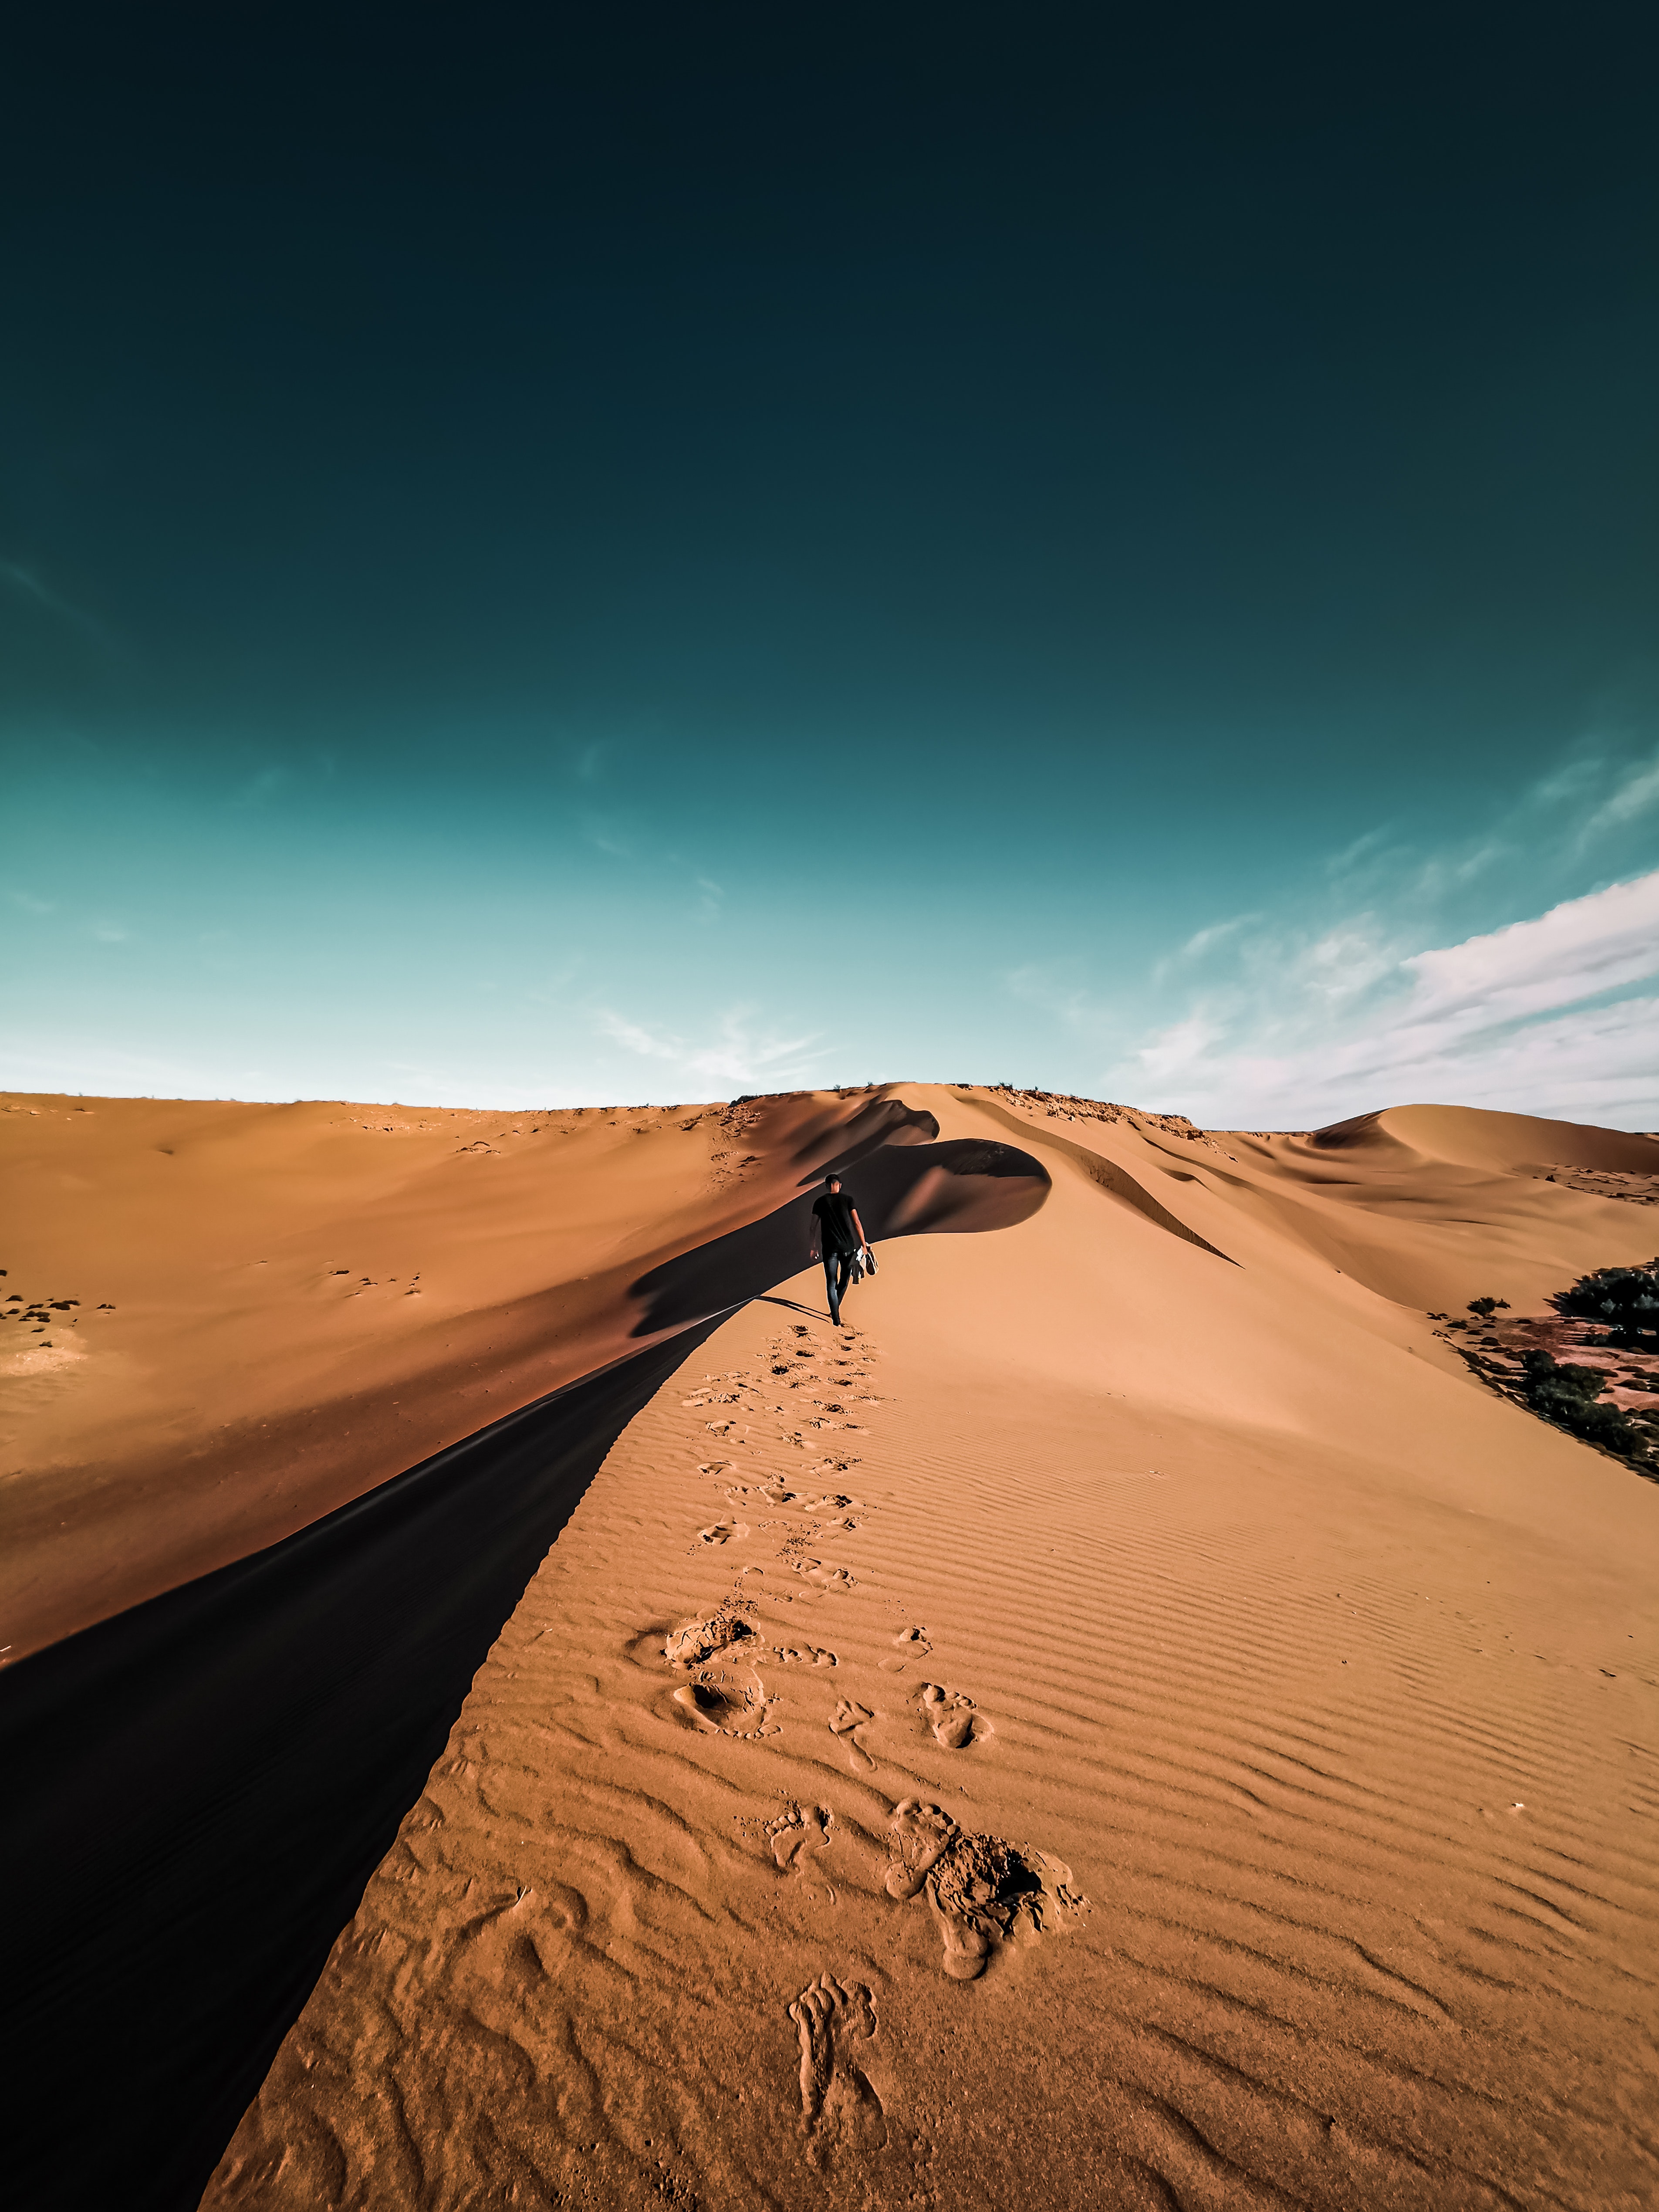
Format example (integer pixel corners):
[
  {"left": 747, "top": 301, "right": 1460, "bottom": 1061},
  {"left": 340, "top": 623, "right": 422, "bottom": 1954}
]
[
  {"left": 1520, "top": 1350, "right": 1648, "bottom": 1461},
  {"left": 1549, "top": 1259, "right": 1659, "bottom": 1348},
  {"left": 1467, "top": 1296, "right": 1511, "bottom": 1318}
]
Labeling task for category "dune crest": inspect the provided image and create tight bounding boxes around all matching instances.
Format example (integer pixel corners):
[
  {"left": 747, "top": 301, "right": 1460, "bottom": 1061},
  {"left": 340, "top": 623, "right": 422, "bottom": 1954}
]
[{"left": 1316, "top": 1099, "right": 1659, "bottom": 1176}]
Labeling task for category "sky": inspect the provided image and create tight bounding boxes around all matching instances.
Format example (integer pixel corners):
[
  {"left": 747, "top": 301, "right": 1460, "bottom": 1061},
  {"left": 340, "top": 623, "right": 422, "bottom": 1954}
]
[{"left": 3, "top": 3, "right": 1658, "bottom": 1126}]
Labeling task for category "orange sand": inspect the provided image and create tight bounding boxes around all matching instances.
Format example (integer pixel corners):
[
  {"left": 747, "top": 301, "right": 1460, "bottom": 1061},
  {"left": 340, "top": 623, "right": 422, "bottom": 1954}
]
[{"left": 6, "top": 1086, "right": 1659, "bottom": 2207}]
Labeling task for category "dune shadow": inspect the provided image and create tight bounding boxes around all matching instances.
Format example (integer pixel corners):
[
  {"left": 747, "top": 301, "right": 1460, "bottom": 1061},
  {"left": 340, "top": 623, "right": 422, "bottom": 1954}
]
[
  {"left": 631, "top": 1137, "right": 1052, "bottom": 1335},
  {"left": 792, "top": 1094, "right": 941, "bottom": 1181},
  {"left": 0, "top": 1316, "right": 726, "bottom": 2212}
]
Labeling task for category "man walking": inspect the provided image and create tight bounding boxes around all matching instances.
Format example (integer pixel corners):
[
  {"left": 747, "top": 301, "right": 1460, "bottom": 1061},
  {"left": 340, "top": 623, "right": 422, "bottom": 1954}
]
[{"left": 808, "top": 1173, "right": 872, "bottom": 1327}]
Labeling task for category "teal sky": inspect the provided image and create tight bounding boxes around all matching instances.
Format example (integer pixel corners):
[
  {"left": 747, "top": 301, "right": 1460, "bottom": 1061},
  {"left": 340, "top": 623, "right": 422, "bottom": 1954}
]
[{"left": 4, "top": 5, "right": 1658, "bottom": 1125}]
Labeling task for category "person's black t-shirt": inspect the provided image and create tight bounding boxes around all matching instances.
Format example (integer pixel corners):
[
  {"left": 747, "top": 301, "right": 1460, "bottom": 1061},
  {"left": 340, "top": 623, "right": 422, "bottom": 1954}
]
[{"left": 812, "top": 1190, "right": 860, "bottom": 1255}]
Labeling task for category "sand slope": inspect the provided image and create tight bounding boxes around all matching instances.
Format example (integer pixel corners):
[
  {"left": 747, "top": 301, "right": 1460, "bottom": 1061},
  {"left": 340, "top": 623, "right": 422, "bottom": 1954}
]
[
  {"left": 172, "top": 1087, "right": 1659, "bottom": 2212},
  {"left": 4, "top": 1087, "right": 1053, "bottom": 2212},
  {"left": 2, "top": 1088, "right": 1021, "bottom": 1656}
]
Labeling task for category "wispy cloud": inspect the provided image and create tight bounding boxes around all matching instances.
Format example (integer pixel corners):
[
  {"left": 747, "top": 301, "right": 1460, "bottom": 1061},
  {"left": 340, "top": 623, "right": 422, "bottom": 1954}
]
[
  {"left": 1109, "top": 870, "right": 1659, "bottom": 1128},
  {"left": 594, "top": 1007, "right": 821, "bottom": 1090},
  {"left": 1181, "top": 913, "right": 1259, "bottom": 960},
  {"left": 1578, "top": 749, "right": 1659, "bottom": 845}
]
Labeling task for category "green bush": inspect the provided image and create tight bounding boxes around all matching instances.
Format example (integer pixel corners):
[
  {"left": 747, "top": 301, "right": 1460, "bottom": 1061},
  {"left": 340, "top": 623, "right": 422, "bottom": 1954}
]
[
  {"left": 1520, "top": 1350, "right": 1648, "bottom": 1461},
  {"left": 1549, "top": 1259, "right": 1659, "bottom": 1348}
]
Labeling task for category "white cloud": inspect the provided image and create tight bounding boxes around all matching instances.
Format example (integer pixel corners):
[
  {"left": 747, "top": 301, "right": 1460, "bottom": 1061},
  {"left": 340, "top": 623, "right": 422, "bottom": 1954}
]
[
  {"left": 1400, "top": 872, "right": 1659, "bottom": 1029},
  {"left": 1578, "top": 749, "right": 1659, "bottom": 844},
  {"left": 593, "top": 1007, "right": 821, "bottom": 1090},
  {"left": 1181, "top": 913, "right": 1258, "bottom": 959},
  {"left": 1111, "top": 869, "right": 1659, "bottom": 1129}
]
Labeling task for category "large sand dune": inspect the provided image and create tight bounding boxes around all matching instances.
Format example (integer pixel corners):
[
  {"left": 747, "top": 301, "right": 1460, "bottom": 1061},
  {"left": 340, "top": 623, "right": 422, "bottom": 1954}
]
[{"left": 4, "top": 1085, "right": 1658, "bottom": 2209}]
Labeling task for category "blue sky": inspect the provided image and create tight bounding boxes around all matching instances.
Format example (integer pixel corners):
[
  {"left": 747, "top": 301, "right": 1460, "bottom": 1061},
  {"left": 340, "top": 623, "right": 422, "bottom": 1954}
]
[{"left": 3, "top": 5, "right": 1658, "bottom": 1126}]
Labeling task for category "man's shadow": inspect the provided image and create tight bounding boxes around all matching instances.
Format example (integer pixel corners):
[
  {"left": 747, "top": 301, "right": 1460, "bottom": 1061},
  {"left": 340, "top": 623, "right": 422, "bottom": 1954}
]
[{"left": 630, "top": 1137, "right": 1052, "bottom": 1335}]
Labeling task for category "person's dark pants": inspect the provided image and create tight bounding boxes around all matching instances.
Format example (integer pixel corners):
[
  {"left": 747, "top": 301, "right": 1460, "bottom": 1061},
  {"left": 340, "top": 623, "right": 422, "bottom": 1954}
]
[{"left": 823, "top": 1248, "right": 857, "bottom": 1323}]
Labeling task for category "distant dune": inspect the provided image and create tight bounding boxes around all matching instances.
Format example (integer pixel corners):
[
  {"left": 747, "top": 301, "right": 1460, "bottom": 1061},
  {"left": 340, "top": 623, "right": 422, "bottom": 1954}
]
[{"left": 4, "top": 1085, "right": 1657, "bottom": 2211}]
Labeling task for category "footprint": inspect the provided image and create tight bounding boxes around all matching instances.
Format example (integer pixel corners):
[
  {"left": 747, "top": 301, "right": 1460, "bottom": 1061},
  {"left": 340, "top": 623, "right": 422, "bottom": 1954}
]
[
  {"left": 775, "top": 1644, "right": 838, "bottom": 1667},
  {"left": 788, "top": 1975, "right": 887, "bottom": 2161},
  {"left": 885, "top": 1800, "right": 1088, "bottom": 1981},
  {"left": 769, "top": 1801, "right": 834, "bottom": 1875},
  {"left": 828, "top": 1699, "right": 877, "bottom": 1772},
  {"left": 672, "top": 1676, "right": 780, "bottom": 1737},
  {"left": 672, "top": 1678, "right": 747, "bottom": 1728},
  {"left": 881, "top": 1624, "right": 932, "bottom": 1674},
  {"left": 693, "top": 1518, "right": 750, "bottom": 1548},
  {"left": 791, "top": 1560, "right": 857, "bottom": 1591},
  {"left": 920, "top": 1683, "right": 991, "bottom": 1751},
  {"left": 885, "top": 1799, "right": 958, "bottom": 1899},
  {"left": 664, "top": 1610, "right": 755, "bottom": 1667}
]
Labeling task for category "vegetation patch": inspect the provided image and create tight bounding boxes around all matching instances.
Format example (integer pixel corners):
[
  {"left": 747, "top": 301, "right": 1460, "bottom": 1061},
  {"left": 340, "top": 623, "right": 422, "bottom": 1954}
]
[
  {"left": 1517, "top": 1350, "right": 1649, "bottom": 1463},
  {"left": 1548, "top": 1258, "right": 1659, "bottom": 1350},
  {"left": 1434, "top": 1274, "right": 1659, "bottom": 1475}
]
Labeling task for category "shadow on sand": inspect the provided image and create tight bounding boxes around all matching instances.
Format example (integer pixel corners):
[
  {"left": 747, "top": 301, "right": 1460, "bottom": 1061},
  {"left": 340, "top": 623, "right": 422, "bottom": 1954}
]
[
  {"left": 1, "top": 1317, "right": 725, "bottom": 2212},
  {"left": 631, "top": 1136, "right": 1052, "bottom": 1334}
]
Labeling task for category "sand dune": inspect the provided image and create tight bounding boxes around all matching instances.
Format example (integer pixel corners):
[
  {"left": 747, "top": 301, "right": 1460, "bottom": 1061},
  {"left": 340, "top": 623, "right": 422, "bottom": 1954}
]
[{"left": 4, "top": 1086, "right": 1658, "bottom": 2209}]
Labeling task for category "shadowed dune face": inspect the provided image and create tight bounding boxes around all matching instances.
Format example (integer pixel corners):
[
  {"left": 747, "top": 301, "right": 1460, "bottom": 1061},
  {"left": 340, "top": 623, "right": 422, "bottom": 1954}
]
[
  {"left": 793, "top": 1095, "right": 941, "bottom": 1180},
  {"left": 0, "top": 1317, "right": 729, "bottom": 2212},
  {"left": 630, "top": 1137, "right": 1051, "bottom": 1334}
]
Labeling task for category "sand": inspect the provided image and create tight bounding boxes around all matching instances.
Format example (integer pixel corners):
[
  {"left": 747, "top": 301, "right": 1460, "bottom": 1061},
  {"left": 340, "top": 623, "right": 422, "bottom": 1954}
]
[{"left": 5, "top": 1084, "right": 1659, "bottom": 2209}]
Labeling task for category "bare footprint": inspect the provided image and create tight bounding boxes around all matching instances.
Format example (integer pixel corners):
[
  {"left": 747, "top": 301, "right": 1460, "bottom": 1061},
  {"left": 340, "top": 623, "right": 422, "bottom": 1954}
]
[
  {"left": 791, "top": 1559, "right": 857, "bottom": 1591},
  {"left": 788, "top": 1975, "right": 887, "bottom": 2162},
  {"left": 775, "top": 1643, "right": 838, "bottom": 1667},
  {"left": 920, "top": 1683, "right": 992, "bottom": 1751},
  {"left": 769, "top": 1802, "right": 834, "bottom": 1876},
  {"left": 693, "top": 1518, "right": 750, "bottom": 1548},
  {"left": 828, "top": 1699, "right": 877, "bottom": 1772},
  {"left": 881, "top": 1624, "right": 932, "bottom": 1674},
  {"left": 885, "top": 1799, "right": 958, "bottom": 1898}
]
